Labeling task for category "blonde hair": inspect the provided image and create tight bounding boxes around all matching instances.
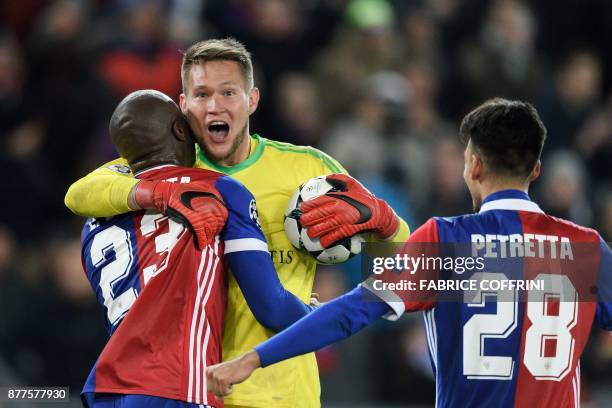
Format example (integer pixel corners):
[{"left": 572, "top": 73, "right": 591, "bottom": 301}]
[{"left": 181, "top": 38, "right": 254, "bottom": 93}]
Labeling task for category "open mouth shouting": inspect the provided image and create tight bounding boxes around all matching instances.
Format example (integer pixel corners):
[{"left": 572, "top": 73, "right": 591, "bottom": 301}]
[{"left": 207, "top": 121, "right": 230, "bottom": 142}]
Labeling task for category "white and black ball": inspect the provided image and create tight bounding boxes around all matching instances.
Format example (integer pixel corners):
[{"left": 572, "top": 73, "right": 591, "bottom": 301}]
[{"left": 284, "top": 176, "right": 366, "bottom": 264}]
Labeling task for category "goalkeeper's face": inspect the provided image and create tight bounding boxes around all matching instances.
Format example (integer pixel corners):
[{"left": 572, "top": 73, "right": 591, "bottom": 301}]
[{"left": 180, "top": 60, "right": 260, "bottom": 166}]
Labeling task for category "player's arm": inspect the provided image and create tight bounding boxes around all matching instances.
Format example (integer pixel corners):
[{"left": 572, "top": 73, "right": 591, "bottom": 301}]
[
  {"left": 255, "top": 285, "right": 390, "bottom": 365},
  {"left": 217, "top": 176, "right": 313, "bottom": 332},
  {"left": 64, "top": 158, "right": 210, "bottom": 217},
  {"left": 64, "top": 158, "right": 137, "bottom": 217},
  {"left": 219, "top": 217, "right": 436, "bottom": 369},
  {"left": 207, "top": 285, "right": 390, "bottom": 396},
  {"left": 595, "top": 237, "right": 612, "bottom": 330},
  {"left": 206, "top": 219, "right": 439, "bottom": 396},
  {"left": 65, "top": 159, "right": 227, "bottom": 249},
  {"left": 228, "top": 251, "right": 314, "bottom": 332}
]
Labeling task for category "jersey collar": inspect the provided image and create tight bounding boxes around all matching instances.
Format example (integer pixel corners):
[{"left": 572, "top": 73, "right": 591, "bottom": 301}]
[
  {"left": 134, "top": 164, "right": 179, "bottom": 178},
  {"left": 479, "top": 189, "right": 544, "bottom": 214},
  {"left": 196, "top": 134, "right": 266, "bottom": 175}
]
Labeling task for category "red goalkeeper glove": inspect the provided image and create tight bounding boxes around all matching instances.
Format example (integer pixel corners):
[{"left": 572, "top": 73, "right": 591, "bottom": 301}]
[
  {"left": 133, "top": 180, "right": 228, "bottom": 250},
  {"left": 300, "top": 174, "right": 399, "bottom": 248}
]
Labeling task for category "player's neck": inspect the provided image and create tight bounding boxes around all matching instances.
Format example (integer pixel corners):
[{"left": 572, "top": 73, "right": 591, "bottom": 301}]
[
  {"left": 131, "top": 157, "right": 181, "bottom": 175},
  {"left": 480, "top": 180, "right": 530, "bottom": 201},
  {"left": 218, "top": 132, "right": 251, "bottom": 167}
]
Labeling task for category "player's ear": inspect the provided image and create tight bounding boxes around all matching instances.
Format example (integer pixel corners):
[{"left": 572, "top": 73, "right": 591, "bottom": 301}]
[
  {"left": 248, "top": 87, "right": 260, "bottom": 115},
  {"left": 179, "top": 93, "right": 188, "bottom": 114},
  {"left": 172, "top": 117, "right": 190, "bottom": 142},
  {"left": 528, "top": 160, "right": 541, "bottom": 182},
  {"left": 471, "top": 154, "right": 483, "bottom": 180}
]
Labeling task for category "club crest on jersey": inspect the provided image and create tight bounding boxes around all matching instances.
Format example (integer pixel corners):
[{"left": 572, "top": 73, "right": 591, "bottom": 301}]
[
  {"left": 249, "top": 199, "right": 261, "bottom": 229},
  {"left": 108, "top": 164, "right": 132, "bottom": 174}
]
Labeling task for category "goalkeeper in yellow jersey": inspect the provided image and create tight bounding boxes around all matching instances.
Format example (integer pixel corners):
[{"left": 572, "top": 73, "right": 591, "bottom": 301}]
[{"left": 65, "top": 38, "right": 410, "bottom": 408}]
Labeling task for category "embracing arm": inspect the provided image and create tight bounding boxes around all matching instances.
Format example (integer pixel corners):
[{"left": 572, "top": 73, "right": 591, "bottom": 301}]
[
  {"left": 596, "top": 237, "right": 612, "bottom": 330},
  {"left": 206, "top": 285, "right": 390, "bottom": 396},
  {"left": 64, "top": 159, "right": 137, "bottom": 217},
  {"left": 254, "top": 285, "right": 389, "bottom": 366},
  {"left": 228, "top": 251, "right": 313, "bottom": 333},
  {"left": 65, "top": 160, "right": 227, "bottom": 249},
  {"left": 217, "top": 175, "right": 313, "bottom": 332}
]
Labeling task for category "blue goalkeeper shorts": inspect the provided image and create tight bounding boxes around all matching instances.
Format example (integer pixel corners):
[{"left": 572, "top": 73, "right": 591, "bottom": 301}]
[{"left": 84, "top": 393, "right": 216, "bottom": 408}]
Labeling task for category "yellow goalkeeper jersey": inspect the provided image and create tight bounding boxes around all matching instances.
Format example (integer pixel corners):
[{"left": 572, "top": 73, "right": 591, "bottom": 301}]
[
  {"left": 65, "top": 134, "right": 410, "bottom": 408},
  {"left": 203, "top": 135, "right": 340, "bottom": 408}
]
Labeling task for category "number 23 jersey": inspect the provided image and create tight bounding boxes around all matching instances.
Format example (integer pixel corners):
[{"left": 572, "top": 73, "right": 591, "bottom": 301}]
[{"left": 81, "top": 165, "right": 266, "bottom": 407}]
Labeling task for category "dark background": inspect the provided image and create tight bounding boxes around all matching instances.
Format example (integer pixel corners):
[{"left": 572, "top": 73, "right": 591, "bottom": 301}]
[{"left": 0, "top": 0, "right": 610, "bottom": 406}]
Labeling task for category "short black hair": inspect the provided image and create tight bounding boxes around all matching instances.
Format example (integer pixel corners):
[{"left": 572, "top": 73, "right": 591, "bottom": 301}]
[{"left": 459, "top": 98, "right": 547, "bottom": 178}]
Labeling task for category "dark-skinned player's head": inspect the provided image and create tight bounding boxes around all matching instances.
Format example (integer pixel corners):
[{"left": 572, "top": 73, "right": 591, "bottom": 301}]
[
  {"left": 110, "top": 90, "right": 195, "bottom": 174},
  {"left": 460, "top": 98, "right": 547, "bottom": 211}
]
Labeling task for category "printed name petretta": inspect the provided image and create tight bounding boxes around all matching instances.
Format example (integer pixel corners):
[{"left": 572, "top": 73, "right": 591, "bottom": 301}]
[{"left": 471, "top": 233, "right": 573, "bottom": 259}]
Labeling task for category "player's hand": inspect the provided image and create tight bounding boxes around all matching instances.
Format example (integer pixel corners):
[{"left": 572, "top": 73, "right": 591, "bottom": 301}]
[
  {"left": 300, "top": 174, "right": 399, "bottom": 248},
  {"left": 206, "top": 350, "right": 261, "bottom": 397},
  {"left": 132, "top": 180, "right": 228, "bottom": 249},
  {"left": 310, "top": 292, "right": 322, "bottom": 308}
]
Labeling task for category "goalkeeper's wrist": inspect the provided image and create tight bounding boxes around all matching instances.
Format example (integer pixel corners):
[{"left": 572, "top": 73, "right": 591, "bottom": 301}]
[
  {"left": 131, "top": 180, "right": 158, "bottom": 210},
  {"left": 128, "top": 183, "right": 142, "bottom": 210},
  {"left": 380, "top": 218, "right": 400, "bottom": 241},
  {"left": 375, "top": 199, "right": 399, "bottom": 240}
]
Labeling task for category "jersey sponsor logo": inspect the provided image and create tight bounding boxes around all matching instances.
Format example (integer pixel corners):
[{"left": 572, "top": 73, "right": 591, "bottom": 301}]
[
  {"left": 270, "top": 249, "right": 294, "bottom": 264},
  {"left": 249, "top": 199, "right": 261, "bottom": 229},
  {"left": 107, "top": 164, "right": 132, "bottom": 174}
]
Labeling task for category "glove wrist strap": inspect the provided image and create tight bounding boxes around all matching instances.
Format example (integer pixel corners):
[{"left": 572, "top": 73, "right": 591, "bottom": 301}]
[
  {"left": 133, "top": 180, "right": 158, "bottom": 210},
  {"left": 376, "top": 199, "right": 399, "bottom": 240}
]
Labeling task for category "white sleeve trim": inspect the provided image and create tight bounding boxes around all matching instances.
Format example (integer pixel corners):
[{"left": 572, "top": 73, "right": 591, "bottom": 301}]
[
  {"left": 224, "top": 238, "right": 269, "bottom": 254},
  {"left": 360, "top": 278, "right": 406, "bottom": 321}
]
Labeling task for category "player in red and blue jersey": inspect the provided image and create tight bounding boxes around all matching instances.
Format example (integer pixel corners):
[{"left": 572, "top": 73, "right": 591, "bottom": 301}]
[
  {"left": 207, "top": 98, "right": 612, "bottom": 407},
  {"left": 81, "top": 90, "right": 312, "bottom": 408}
]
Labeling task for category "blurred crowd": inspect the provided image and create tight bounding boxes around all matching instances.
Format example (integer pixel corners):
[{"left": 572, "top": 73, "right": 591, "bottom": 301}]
[{"left": 0, "top": 0, "right": 610, "bottom": 406}]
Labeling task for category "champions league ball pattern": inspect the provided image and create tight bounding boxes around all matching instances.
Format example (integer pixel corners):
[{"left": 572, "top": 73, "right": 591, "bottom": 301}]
[{"left": 284, "top": 176, "right": 366, "bottom": 264}]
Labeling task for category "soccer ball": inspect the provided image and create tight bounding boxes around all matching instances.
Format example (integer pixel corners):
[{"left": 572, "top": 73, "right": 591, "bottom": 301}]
[{"left": 284, "top": 176, "right": 366, "bottom": 264}]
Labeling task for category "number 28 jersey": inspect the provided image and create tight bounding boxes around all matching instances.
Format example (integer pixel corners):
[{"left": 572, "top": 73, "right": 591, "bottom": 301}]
[
  {"left": 81, "top": 165, "right": 267, "bottom": 407},
  {"left": 370, "top": 190, "right": 611, "bottom": 408}
]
